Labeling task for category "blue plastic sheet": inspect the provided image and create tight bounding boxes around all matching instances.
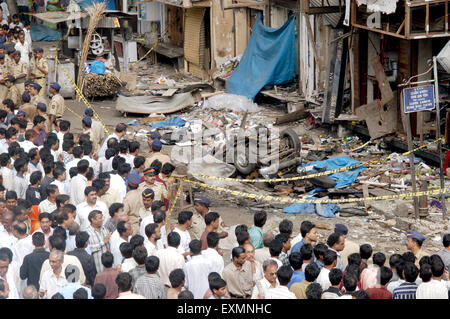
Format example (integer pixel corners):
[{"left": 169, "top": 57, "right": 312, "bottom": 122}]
[
  {"left": 283, "top": 198, "right": 339, "bottom": 218},
  {"left": 148, "top": 116, "right": 187, "bottom": 128},
  {"left": 306, "top": 156, "right": 366, "bottom": 194},
  {"left": 76, "top": 0, "right": 116, "bottom": 10},
  {"left": 30, "top": 22, "right": 60, "bottom": 42},
  {"left": 90, "top": 61, "right": 106, "bottom": 75},
  {"left": 226, "top": 13, "right": 295, "bottom": 100}
]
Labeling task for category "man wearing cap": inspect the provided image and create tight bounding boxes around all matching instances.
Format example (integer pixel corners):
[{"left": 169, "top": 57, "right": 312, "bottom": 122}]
[
  {"left": 144, "top": 139, "right": 171, "bottom": 168},
  {"left": 0, "top": 53, "right": 8, "bottom": 100},
  {"left": 406, "top": 231, "right": 427, "bottom": 268},
  {"left": 19, "top": 91, "right": 36, "bottom": 130},
  {"left": 30, "top": 82, "right": 47, "bottom": 107},
  {"left": 36, "top": 102, "right": 51, "bottom": 133},
  {"left": 4, "top": 75, "right": 20, "bottom": 106},
  {"left": 191, "top": 195, "right": 228, "bottom": 241},
  {"left": 81, "top": 116, "right": 99, "bottom": 152},
  {"left": 138, "top": 188, "right": 154, "bottom": 222},
  {"left": 123, "top": 171, "right": 143, "bottom": 235},
  {"left": 29, "top": 48, "right": 48, "bottom": 97},
  {"left": 142, "top": 131, "right": 161, "bottom": 158},
  {"left": 138, "top": 167, "right": 157, "bottom": 195},
  {"left": 334, "top": 224, "right": 360, "bottom": 269},
  {"left": 8, "top": 50, "right": 27, "bottom": 95},
  {"left": 48, "top": 82, "right": 64, "bottom": 130},
  {"left": 85, "top": 108, "right": 105, "bottom": 150}
]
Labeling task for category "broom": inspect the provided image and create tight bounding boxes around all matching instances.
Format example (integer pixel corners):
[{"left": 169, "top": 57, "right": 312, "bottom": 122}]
[{"left": 76, "top": 1, "right": 106, "bottom": 100}]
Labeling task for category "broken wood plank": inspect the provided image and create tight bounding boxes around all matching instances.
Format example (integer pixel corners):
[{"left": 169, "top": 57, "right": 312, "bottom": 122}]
[
  {"left": 372, "top": 57, "right": 394, "bottom": 105},
  {"left": 275, "top": 109, "right": 309, "bottom": 125},
  {"left": 162, "top": 88, "right": 178, "bottom": 97}
]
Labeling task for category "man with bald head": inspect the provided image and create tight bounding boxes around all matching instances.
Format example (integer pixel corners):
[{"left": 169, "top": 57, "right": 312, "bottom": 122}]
[
  {"left": 255, "top": 232, "right": 273, "bottom": 264},
  {"left": 244, "top": 242, "right": 263, "bottom": 282},
  {"left": 23, "top": 285, "right": 38, "bottom": 299},
  {"left": 0, "top": 210, "right": 16, "bottom": 249}
]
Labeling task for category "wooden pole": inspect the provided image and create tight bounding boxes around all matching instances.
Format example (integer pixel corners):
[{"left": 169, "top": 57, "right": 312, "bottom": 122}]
[
  {"left": 433, "top": 56, "right": 447, "bottom": 220},
  {"left": 401, "top": 91, "right": 420, "bottom": 219}
]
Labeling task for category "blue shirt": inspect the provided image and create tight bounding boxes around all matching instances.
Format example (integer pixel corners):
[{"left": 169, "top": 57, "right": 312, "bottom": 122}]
[
  {"left": 291, "top": 239, "right": 316, "bottom": 263},
  {"left": 392, "top": 282, "right": 418, "bottom": 299},
  {"left": 58, "top": 282, "right": 92, "bottom": 299},
  {"left": 288, "top": 270, "right": 305, "bottom": 289}
]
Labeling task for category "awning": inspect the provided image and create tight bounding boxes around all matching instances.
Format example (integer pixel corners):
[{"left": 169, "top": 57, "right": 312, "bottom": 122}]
[{"left": 33, "top": 11, "right": 89, "bottom": 24}]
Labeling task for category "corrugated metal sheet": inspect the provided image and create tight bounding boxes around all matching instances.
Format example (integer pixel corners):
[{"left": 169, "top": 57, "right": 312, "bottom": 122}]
[
  {"left": 184, "top": 8, "right": 207, "bottom": 77},
  {"left": 309, "top": 0, "right": 343, "bottom": 28}
]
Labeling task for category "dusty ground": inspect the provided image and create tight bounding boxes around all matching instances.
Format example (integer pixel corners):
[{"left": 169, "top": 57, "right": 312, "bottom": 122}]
[{"left": 38, "top": 41, "right": 450, "bottom": 266}]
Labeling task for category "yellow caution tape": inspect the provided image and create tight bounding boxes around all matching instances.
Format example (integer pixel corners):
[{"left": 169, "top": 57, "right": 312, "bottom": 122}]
[
  {"left": 191, "top": 138, "right": 445, "bottom": 183},
  {"left": 180, "top": 178, "right": 449, "bottom": 204},
  {"left": 165, "top": 180, "right": 183, "bottom": 229},
  {"left": 55, "top": 56, "right": 111, "bottom": 135},
  {"left": 64, "top": 104, "right": 83, "bottom": 119},
  {"left": 129, "top": 29, "right": 169, "bottom": 69}
]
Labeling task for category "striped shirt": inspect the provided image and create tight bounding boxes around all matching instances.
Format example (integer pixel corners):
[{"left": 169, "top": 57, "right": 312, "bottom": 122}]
[
  {"left": 86, "top": 225, "right": 110, "bottom": 273},
  {"left": 133, "top": 273, "right": 166, "bottom": 299},
  {"left": 392, "top": 282, "right": 418, "bottom": 299}
]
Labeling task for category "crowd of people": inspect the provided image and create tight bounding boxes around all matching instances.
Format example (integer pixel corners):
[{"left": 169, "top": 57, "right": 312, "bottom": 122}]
[{"left": 0, "top": 3, "right": 449, "bottom": 301}]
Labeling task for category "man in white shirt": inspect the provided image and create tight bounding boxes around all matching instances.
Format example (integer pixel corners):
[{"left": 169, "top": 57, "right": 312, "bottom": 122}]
[
  {"left": 39, "top": 234, "right": 86, "bottom": 286},
  {"left": 109, "top": 213, "right": 130, "bottom": 252},
  {"left": 173, "top": 210, "right": 192, "bottom": 259},
  {"left": 154, "top": 232, "right": 185, "bottom": 287},
  {"left": 265, "top": 266, "right": 296, "bottom": 299},
  {"left": 201, "top": 232, "right": 224, "bottom": 276},
  {"left": 141, "top": 209, "right": 167, "bottom": 250},
  {"left": 65, "top": 146, "right": 83, "bottom": 181},
  {"left": 0, "top": 250, "right": 20, "bottom": 299},
  {"left": 98, "top": 123, "right": 127, "bottom": 158},
  {"left": 0, "top": 210, "right": 17, "bottom": 249},
  {"left": 143, "top": 223, "right": 160, "bottom": 257},
  {"left": 111, "top": 221, "right": 132, "bottom": 267},
  {"left": 81, "top": 142, "right": 99, "bottom": 178},
  {"left": 70, "top": 159, "right": 90, "bottom": 205},
  {"left": 183, "top": 239, "right": 212, "bottom": 299},
  {"left": 38, "top": 184, "right": 59, "bottom": 214},
  {"left": 50, "top": 167, "right": 68, "bottom": 195},
  {"left": 75, "top": 186, "right": 109, "bottom": 231},
  {"left": 251, "top": 259, "right": 279, "bottom": 299},
  {"left": 11, "top": 221, "right": 34, "bottom": 268},
  {"left": 316, "top": 250, "right": 337, "bottom": 291},
  {"left": 39, "top": 250, "right": 67, "bottom": 299},
  {"left": 416, "top": 257, "right": 449, "bottom": 299}
]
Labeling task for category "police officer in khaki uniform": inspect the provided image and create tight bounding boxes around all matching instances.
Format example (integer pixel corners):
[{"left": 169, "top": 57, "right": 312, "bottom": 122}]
[
  {"left": 29, "top": 48, "right": 48, "bottom": 97},
  {"left": 123, "top": 171, "right": 144, "bottom": 235},
  {"left": 190, "top": 195, "right": 228, "bottom": 241},
  {"left": 48, "top": 82, "right": 64, "bottom": 129},
  {"left": 84, "top": 108, "right": 105, "bottom": 150},
  {"left": 5, "top": 46, "right": 15, "bottom": 71},
  {"left": 19, "top": 91, "right": 36, "bottom": 130},
  {"left": 81, "top": 116, "right": 100, "bottom": 152},
  {"left": 137, "top": 167, "right": 158, "bottom": 195},
  {"left": 29, "top": 82, "right": 47, "bottom": 106},
  {"left": 8, "top": 50, "right": 27, "bottom": 95},
  {"left": 36, "top": 102, "right": 52, "bottom": 133},
  {"left": 142, "top": 131, "right": 161, "bottom": 158},
  {"left": 144, "top": 139, "right": 171, "bottom": 168},
  {"left": 4, "top": 75, "right": 20, "bottom": 106},
  {"left": 0, "top": 54, "right": 8, "bottom": 100}
]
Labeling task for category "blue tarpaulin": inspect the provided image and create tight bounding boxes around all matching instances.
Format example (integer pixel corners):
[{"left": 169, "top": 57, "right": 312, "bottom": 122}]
[
  {"left": 283, "top": 199, "right": 339, "bottom": 218},
  {"left": 226, "top": 13, "right": 295, "bottom": 100},
  {"left": 306, "top": 156, "right": 366, "bottom": 194},
  {"left": 76, "top": 0, "right": 116, "bottom": 10},
  {"left": 30, "top": 22, "right": 60, "bottom": 42},
  {"left": 148, "top": 116, "right": 187, "bottom": 128}
]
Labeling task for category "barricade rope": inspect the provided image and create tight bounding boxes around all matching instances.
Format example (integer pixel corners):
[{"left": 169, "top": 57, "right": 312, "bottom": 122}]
[
  {"left": 191, "top": 138, "right": 445, "bottom": 183},
  {"left": 55, "top": 56, "right": 111, "bottom": 135},
  {"left": 165, "top": 180, "right": 183, "bottom": 230},
  {"left": 179, "top": 178, "right": 449, "bottom": 205}
]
